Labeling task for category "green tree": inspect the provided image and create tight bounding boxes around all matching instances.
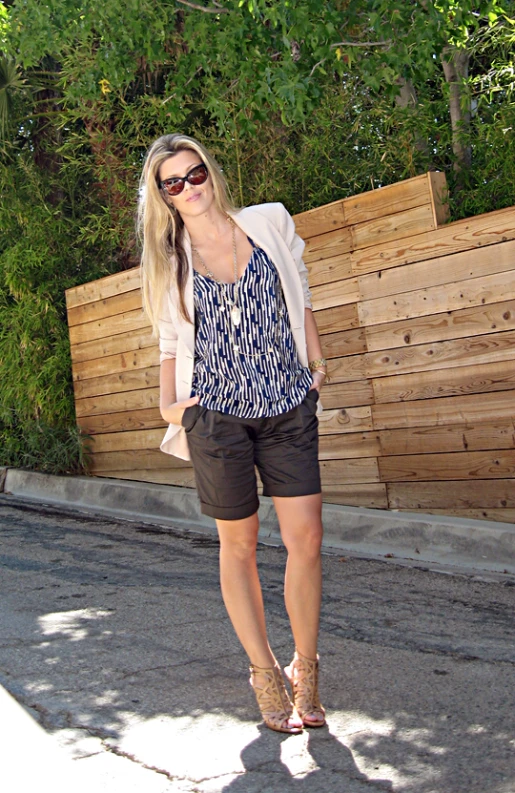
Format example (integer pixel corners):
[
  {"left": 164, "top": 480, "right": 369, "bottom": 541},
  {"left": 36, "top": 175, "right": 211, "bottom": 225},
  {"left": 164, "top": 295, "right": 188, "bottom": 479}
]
[{"left": 0, "top": 0, "right": 513, "bottom": 472}]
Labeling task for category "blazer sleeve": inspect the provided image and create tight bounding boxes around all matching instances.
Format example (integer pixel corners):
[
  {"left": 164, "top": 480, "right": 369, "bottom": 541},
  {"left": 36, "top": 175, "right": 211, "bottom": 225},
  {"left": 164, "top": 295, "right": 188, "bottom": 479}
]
[
  {"left": 157, "top": 292, "right": 179, "bottom": 363},
  {"left": 275, "top": 204, "right": 312, "bottom": 310}
]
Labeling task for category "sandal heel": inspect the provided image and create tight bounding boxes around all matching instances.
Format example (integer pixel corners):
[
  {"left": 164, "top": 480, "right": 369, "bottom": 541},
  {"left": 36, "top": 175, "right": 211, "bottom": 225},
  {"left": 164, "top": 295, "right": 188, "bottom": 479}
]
[{"left": 249, "top": 664, "right": 303, "bottom": 734}]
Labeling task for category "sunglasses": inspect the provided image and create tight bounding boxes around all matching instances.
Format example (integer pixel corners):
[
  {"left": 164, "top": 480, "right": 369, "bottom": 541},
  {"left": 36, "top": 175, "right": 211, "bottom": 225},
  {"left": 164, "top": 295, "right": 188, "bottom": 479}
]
[{"left": 159, "top": 163, "right": 209, "bottom": 197}]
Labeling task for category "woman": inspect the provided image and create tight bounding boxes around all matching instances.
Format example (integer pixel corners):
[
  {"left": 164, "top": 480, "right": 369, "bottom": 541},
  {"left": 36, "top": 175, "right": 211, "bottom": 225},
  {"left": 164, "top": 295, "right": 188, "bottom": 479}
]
[{"left": 138, "top": 133, "right": 327, "bottom": 734}]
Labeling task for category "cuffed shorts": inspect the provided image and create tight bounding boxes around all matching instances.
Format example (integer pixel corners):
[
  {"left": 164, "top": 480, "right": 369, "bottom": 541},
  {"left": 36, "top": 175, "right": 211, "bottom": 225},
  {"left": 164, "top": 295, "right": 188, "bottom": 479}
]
[{"left": 181, "top": 389, "right": 321, "bottom": 521}]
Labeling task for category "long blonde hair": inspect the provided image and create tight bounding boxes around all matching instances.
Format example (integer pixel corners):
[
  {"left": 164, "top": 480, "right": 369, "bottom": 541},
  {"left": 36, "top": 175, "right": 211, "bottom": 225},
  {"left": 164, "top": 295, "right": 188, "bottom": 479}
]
[{"left": 138, "top": 133, "right": 238, "bottom": 332}]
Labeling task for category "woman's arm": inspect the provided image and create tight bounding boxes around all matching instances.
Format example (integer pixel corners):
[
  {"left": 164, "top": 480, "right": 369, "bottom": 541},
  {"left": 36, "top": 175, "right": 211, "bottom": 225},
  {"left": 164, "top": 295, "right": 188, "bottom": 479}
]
[
  {"left": 160, "top": 357, "right": 199, "bottom": 425},
  {"left": 305, "top": 307, "right": 327, "bottom": 392}
]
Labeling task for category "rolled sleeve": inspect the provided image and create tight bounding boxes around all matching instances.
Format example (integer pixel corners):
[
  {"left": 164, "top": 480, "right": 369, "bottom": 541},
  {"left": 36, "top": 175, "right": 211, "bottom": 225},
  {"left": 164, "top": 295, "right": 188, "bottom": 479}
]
[
  {"left": 157, "top": 296, "right": 179, "bottom": 363},
  {"left": 278, "top": 204, "right": 313, "bottom": 310}
]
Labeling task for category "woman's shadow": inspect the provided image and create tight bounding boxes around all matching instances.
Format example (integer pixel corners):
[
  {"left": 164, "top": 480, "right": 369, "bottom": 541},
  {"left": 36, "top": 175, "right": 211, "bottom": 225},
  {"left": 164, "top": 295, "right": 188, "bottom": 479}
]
[{"left": 221, "top": 724, "right": 393, "bottom": 792}]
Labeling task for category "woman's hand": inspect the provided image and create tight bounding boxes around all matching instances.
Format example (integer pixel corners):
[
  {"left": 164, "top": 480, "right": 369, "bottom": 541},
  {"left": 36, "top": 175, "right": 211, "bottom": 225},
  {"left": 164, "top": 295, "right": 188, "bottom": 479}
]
[
  {"left": 309, "top": 370, "right": 326, "bottom": 392},
  {"left": 161, "top": 395, "right": 200, "bottom": 426}
]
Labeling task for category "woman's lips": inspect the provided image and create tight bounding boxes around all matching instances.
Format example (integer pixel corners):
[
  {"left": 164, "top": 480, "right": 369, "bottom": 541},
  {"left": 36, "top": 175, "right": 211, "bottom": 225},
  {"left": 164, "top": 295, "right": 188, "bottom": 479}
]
[{"left": 186, "top": 192, "right": 201, "bottom": 202}]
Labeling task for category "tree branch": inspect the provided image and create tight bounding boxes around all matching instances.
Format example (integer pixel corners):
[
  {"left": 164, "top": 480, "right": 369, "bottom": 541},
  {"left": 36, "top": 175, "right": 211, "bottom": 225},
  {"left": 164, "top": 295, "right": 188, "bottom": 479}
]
[
  {"left": 330, "top": 40, "right": 390, "bottom": 48},
  {"left": 175, "top": 0, "right": 229, "bottom": 13},
  {"left": 309, "top": 59, "right": 326, "bottom": 78}
]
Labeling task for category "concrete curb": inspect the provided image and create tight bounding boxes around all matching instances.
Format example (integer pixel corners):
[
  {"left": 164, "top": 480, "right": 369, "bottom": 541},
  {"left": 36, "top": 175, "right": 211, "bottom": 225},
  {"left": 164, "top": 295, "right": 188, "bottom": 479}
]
[{"left": 2, "top": 468, "right": 515, "bottom": 575}]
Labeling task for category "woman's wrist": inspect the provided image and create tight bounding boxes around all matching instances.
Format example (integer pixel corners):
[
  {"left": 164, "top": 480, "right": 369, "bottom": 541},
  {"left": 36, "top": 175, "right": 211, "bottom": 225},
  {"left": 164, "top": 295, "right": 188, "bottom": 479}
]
[
  {"left": 308, "top": 357, "right": 327, "bottom": 373},
  {"left": 309, "top": 358, "right": 328, "bottom": 386},
  {"left": 311, "top": 369, "right": 326, "bottom": 390}
]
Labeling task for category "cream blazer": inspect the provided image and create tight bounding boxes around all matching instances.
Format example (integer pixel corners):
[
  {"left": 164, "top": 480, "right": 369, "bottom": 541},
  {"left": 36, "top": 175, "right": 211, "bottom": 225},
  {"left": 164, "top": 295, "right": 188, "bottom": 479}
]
[{"left": 158, "top": 202, "right": 313, "bottom": 460}]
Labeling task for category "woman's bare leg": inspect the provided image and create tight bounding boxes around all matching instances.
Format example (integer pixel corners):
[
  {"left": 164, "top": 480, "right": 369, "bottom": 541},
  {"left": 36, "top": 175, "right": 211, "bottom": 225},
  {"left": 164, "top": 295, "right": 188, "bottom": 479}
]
[
  {"left": 272, "top": 493, "right": 323, "bottom": 659},
  {"left": 216, "top": 512, "right": 275, "bottom": 668},
  {"left": 273, "top": 492, "right": 325, "bottom": 726}
]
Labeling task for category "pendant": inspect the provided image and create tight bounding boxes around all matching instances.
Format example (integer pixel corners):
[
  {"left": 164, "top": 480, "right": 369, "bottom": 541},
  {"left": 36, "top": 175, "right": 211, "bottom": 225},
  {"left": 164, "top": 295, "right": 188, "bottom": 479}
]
[{"left": 231, "top": 305, "right": 242, "bottom": 326}]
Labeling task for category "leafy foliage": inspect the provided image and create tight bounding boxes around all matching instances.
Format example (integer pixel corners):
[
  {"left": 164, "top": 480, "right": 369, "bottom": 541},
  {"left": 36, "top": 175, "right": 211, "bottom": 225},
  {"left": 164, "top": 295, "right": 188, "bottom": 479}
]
[{"left": 0, "top": 0, "right": 514, "bottom": 473}]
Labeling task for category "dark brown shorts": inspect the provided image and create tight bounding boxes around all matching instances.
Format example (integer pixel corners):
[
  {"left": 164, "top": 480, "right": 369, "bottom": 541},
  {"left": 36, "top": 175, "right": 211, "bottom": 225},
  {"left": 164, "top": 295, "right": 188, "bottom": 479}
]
[{"left": 181, "top": 389, "right": 321, "bottom": 521}]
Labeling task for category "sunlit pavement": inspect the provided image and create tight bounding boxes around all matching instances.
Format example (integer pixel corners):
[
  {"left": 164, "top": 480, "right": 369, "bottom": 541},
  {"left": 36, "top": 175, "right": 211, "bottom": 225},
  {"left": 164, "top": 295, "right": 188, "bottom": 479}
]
[{"left": 0, "top": 496, "right": 514, "bottom": 792}]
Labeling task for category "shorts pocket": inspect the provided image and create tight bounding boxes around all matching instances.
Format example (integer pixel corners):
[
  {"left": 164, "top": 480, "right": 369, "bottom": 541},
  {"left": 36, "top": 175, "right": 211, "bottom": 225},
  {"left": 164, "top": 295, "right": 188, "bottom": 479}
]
[
  {"left": 181, "top": 404, "right": 200, "bottom": 432},
  {"left": 304, "top": 389, "right": 320, "bottom": 411}
]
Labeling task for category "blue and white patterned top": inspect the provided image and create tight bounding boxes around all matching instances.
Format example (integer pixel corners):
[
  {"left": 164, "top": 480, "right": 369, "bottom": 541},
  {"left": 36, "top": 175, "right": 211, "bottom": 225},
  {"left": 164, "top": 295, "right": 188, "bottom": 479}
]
[{"left": 191, "top": 242, "right": 312, "bottom": 418}]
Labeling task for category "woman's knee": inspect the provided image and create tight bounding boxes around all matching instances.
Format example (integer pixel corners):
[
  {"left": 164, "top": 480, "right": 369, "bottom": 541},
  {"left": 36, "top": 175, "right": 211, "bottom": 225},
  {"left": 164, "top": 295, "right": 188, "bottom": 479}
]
[
  {"left": 217, "top": 516, "right": 260, "bottom": 562},
  {"left": 282, "top": 520, "right": 323, "bottom": 559}
]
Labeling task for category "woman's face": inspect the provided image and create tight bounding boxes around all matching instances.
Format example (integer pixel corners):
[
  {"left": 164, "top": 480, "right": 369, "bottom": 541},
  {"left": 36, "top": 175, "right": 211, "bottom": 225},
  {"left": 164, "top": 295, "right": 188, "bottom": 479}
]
[{"left": 158, "top": 150, "right": 215, "bottom": 218}]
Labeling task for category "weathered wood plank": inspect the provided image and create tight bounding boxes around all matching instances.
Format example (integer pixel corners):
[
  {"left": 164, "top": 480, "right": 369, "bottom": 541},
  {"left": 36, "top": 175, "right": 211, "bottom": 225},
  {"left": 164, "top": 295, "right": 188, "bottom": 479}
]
[
  {"left": 351, "top": 205, "right": 515, "bottom": 276},
  {"left": 73, "top": 366, "right": 160, "bottom": 400},
  {"left": 293, "top": 200, "right": 345, "bottom": 239},
  {"left": 379, "top": 420, "right": 515, "bottom": 456},
  {"left": 364, "top": 299, "right": 515, "bottom": 352},
  {"left": 65, "top": 266, "right": 140, "bottom": 310},
  {"left": 372, "top": 390, "right": 515, "bottom": 430},
  {"left": 379, "top": 450, "right": 515, "bottom": 482},
  {"left": 321, "top": 328, "right": 367, "bottom": 359},
  {"left": 364, "top": 329, "right": 515, "bottom": 380},
  {"left": 89, "top": 449, "right": 191, "bottom": 472},
  {"left": 372, "top": 359, "right": 515, "bottom": 404},
  {"left": 67, "top": 289, "right": 143, "bottom": 327},
  {"left": 72, "top": 346, "right": 160, "bottom": 383},
  {"left": 343, "top": 173, "right": 437, "bottom": 225},
  {"left": 319, "top": 431, "right": 381, "bottom": 460},
  {"left": 358, "top": 238, "right": 515, "bottom": 302},
  {"left": 320, "top": 457, "right": 380, "bottom": 484},
  {"left": 68, "top": 308, "right": 149, "bottom": 346},
  {"left": 303, "top": 227, "right": 352, "bottom": 265},
  {"left": 318, "top": 406, "right": 373, "bottom": 435},
  {"left": 387, "top": 479, "right": 515, "bottom": 508},
  {"left": 311, "top": 304, "right": 359, "bottom": 333},
  {"left": 428, "top": 171, "right": 449, "bottom": 226},
  {"left": 311, "top": 276, "right": 360, "bottom": 311},
  {"left": 327, "top": 354, "right": 368, "bottom": 384},
  {"left": 351, "top": 204, "right": 435, "bottom": 251},
  {"left": 70, "top": 327, "right": 155, "bottom": 365},
  {"left": 358, "top": 270, "right": 515, "bottom": 328},
  {"left": 322, "top": 483, "right": 388, "bottom": 508},
  {"left": 78, "top": 407, "right": 165, "bottom": 435},
  {"left": 320, "top": 380, "right": 374, "bottom": 410},
  {"left": 75, "top": 387, "right": 160, "bottom": 418},
  {"left": 90, "top": 427, "right": 164, "bottom": 453},
  {"left": 306, "top": 254, "right": 353, "bottom": 288}
]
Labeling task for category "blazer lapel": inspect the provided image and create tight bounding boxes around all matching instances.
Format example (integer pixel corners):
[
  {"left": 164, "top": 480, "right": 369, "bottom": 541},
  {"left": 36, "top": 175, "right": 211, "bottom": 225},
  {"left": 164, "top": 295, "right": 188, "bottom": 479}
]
[
  {"left": 229, "top": 208, "right": 304, "bottom": 330},
  {"left": 171, "top": 231, "right": 195, "bottom": 355}
]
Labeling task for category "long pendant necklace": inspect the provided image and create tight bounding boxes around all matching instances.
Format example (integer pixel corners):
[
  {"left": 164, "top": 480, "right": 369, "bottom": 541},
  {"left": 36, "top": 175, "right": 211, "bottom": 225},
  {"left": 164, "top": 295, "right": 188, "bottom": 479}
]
[
  {"left": 191, "top": 218, "right": 241, "bottom": 326},
  {"left": 191, "top": 220, "right": 284, "bottom": 357}
]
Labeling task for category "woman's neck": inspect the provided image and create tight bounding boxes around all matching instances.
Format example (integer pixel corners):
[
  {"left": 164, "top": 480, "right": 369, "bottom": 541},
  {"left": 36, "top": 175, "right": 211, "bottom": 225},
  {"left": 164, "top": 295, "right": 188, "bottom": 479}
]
[{"left": 181, "top": 206, "right": 231, "bottom": 247}]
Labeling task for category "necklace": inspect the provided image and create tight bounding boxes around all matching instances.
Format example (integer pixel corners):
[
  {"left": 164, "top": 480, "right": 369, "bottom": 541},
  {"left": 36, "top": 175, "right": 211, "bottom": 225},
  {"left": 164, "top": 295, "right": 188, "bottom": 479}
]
[
  {"left": 191, "top": 218, "right": 242, "bottom": 330},
  {"left": 191, "top": 220, "right": 285, "bottom": 357}
]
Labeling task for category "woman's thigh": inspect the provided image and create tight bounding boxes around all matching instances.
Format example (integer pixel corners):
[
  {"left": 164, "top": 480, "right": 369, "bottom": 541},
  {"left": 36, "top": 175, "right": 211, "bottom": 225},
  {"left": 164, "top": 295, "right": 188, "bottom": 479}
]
[
  {"left": 255, "top": 393, "right": 321, "bottom": 499},
  {"left": 186, "top": 407, "right": 259, "bottom": 520}
]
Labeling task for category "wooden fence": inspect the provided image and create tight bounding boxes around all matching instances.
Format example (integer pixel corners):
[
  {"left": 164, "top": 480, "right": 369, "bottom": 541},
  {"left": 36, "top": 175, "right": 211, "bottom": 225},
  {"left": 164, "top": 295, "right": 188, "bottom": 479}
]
[{"left": 66, "top": 172, "right": 515, "bottom": 525}]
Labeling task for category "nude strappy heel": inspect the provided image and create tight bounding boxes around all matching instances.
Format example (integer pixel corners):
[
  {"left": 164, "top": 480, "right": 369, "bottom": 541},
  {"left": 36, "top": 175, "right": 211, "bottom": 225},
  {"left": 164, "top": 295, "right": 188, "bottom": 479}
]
[
  {"left": 284, "top": 650, "right": 326, "bottom": 728},
  {"left": 249, "top": 664, "right": 303, "bottom": 734}
]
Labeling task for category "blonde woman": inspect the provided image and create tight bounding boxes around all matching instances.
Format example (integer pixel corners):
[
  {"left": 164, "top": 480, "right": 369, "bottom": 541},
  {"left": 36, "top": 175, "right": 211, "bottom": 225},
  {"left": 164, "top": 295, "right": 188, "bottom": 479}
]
[{"left": 139, "top": 133, "right": 326, "bottom": 734}]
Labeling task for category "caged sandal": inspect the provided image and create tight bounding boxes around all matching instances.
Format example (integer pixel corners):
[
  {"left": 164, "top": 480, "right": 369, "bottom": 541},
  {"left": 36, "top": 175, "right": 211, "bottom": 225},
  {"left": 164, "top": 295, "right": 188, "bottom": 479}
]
[
  {"left": 249, "top": 664, "right": 304, "bottom": 734},
  {"left": 284, "top": 650, "right": 326, "bottom": 728}
]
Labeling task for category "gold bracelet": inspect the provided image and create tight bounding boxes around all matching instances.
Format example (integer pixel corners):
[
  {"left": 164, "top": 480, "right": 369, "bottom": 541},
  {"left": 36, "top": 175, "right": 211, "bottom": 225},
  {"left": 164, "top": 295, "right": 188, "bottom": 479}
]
[{"left": 308, "top": 358, "right": 327, "bottom": 372}]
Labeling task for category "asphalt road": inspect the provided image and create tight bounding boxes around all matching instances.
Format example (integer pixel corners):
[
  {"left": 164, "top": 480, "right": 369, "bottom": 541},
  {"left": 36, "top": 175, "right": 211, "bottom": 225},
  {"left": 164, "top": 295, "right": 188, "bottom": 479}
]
[{"left": 0, "top": 495, "right": 514, "bottom": 793}]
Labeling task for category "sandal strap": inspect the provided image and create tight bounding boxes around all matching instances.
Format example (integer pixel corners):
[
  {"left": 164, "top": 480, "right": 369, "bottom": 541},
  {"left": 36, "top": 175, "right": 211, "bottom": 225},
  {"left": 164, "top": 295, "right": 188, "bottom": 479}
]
[
  {"left": 249, "top": 664, "right": 302, "bottom": 733},
  {"left": 286, "top": 651, "right": 325, "bottom": 723}
]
